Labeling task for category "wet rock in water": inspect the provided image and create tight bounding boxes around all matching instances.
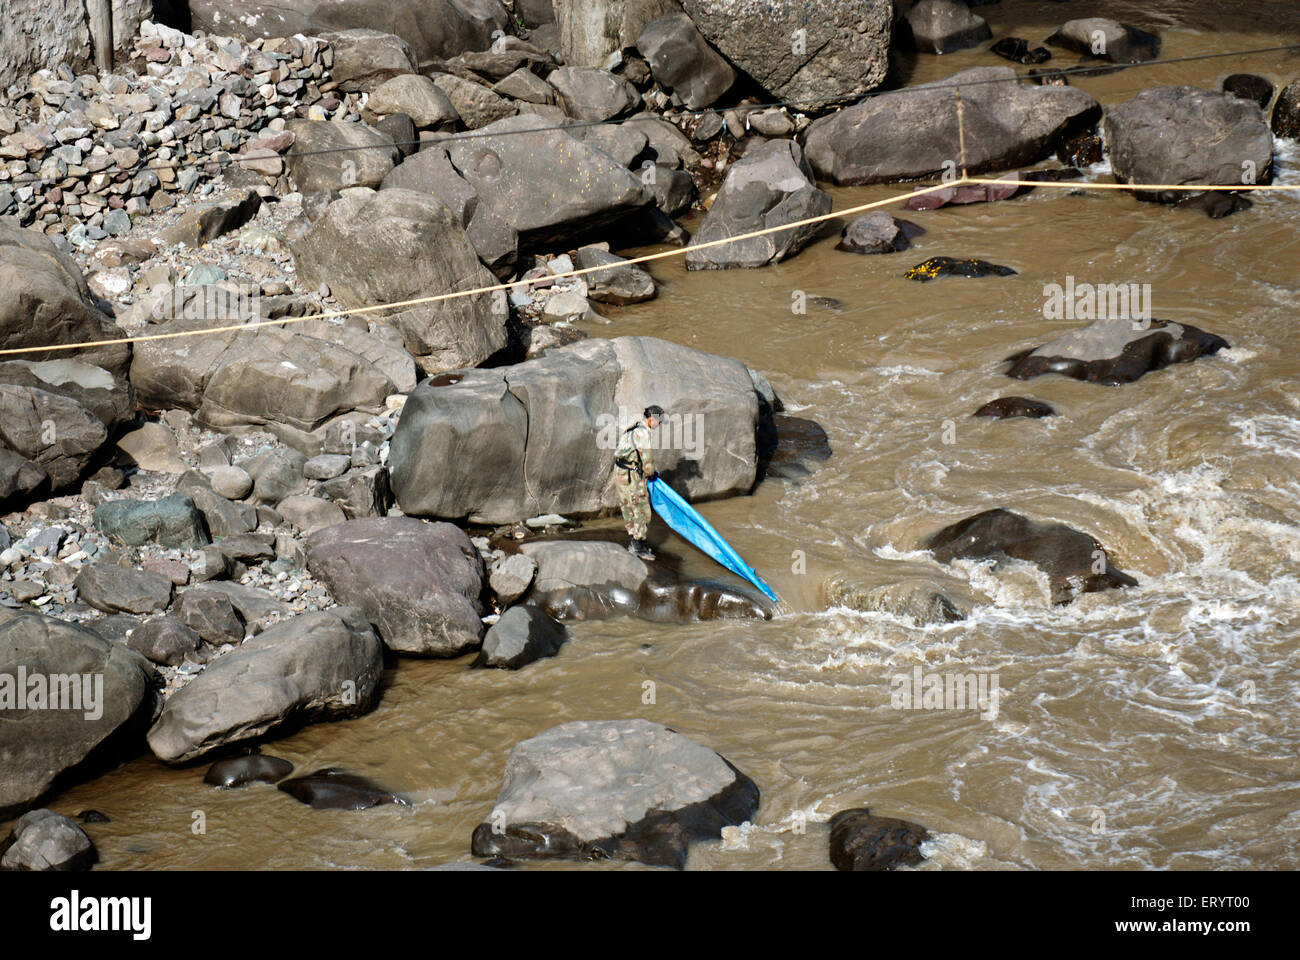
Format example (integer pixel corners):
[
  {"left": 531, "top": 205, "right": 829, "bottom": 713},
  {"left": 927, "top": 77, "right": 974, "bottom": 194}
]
[
  {"left": 906, "top": 0, "right": 992, "bottom": 55},
  {"left": 125, "top": 617, "right": 202, "bottom": 667},
  {"left": 803, "top": 67, "right": 1099, "bottom": 185},
  {"left": 474, "top": 605, "right": 568, "bottom": 669},
  {"left": 762, "top": 414, "right": 833, "bottom": 482},
  {"left": 77, "top": 810, "right": 111, "bottom": 824},
  {"left": 905, "top": 257, "right": 1016, "bottom": 282},
  {"left": 1273, "top": 78, "right": 1300, "bottom": 139},
  {"left": 470, "top": 719, "right": 759, "bottom": 868},
  {"left": 1057, "top": 131, "right": 1104, "bottom": 166},
  {"left": 93, "top": 495, "right": 209, "bottom": 549},
  {"left": 278, "top": 768, "right": 407, "bottom": 810},
  {"left": 0, "top": 809, "right": 96, "bottom": 871},
  {"left": 990, "top": 37, "right": 1051, "bottom": 65},
  {"left": 686, "top": 140, "right": 831, "bottom": 270},
  {"left": 307, "top": 517, "right": 486, "bottom": 656},
  {"left": 636, "top": 12, "right": 735, "bottom": 110},
  {"left": 1005, "top": 317, "right": 1230, "bottom": 385},
  {"left": 1223, "top": 74, "right": 1274, "bottom": 111},
  {"left": 836, "top": 213, "right": 923, "bottom": 254},
  {"left": 823, "top": 576, "right": 969, "bottom": 624},
  {"left": 1046, "top": 17, "right": 1160, "bottom": 63},
  {"left": 678, "top": 0, "right": 891, "bottom": 111},
  {"left": 0, "top": 613, "right": 152, "bottom": 817},
  {"left": 73, "top": 563, "right": 173, "bottom": 615},
  {"left": 925, "top": 508, "right": 1138, "bottom": 605},
  {"left": 1103, "top": 87, "right": 1271, "bottom": 201},
  {"left": 636, "top": 575, "right": 773, "bottom": 623},
  {"left": 829, "top": 808, "right": 929, "bottom": 872},
  {"left": 147, "top": 606, "right": 383, "bottom": 763},
  {"left": 204, "top": 754, "right": 294, "bottom": 789},
  {"left": 518, "top": 540, "right": 647, "bottom": 620},
  {"left": 1175, "top": 192, "right": 1253, "bottom": 219},
  {"left": 903, "top": 177, "right": 1025, "bottom": 211},
  {"left": 389, "top": 336, "right": 766, "bottom": 523},
  {"left": 575, "top": 246, "right": 656, "bottom": 305},
  {"left": 974, "top": 397, "right": 1056, "bottom": 419}
]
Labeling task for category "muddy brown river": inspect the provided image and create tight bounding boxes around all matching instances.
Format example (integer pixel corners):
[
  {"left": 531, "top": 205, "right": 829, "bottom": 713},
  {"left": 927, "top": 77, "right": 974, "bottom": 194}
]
[{"left": 35, "top": 1, "right": 1300, "bottom": 870}]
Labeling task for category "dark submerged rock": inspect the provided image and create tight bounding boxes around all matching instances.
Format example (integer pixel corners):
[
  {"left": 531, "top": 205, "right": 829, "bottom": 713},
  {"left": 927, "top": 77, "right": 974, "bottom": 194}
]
[
  {"left": 1175, "top": 192, "right": 1253, "bottom": 219},
  {"left": 990, "top": 37, "right": 1051, "bottom": 65},
  {"left": 470, "top": 719, "right": 759, "bottom": 869},
  {"left": 1222, "top": 74, "right": 1273, "bottom": 111},
  {"left": 278, "top": 768, "right": 407, "bottom": 810},
  {"left": 1005, "top": 318, "right": 1229, "bottom": 385},
  {"left": 829, "top": 807, "right": 930, "bottom": 871},
  {"left": 474, "top": 605, "right": 568, "bottom": 669},
  {"left": 925, "top": 508, "right": 1137, "bottom": 605},
  {"left": 974, "top": 397, "right": 1056, "bottom": 419},
  {"left": 905, "top": 257, "right": 1016, "bottom": 282},
  {"left": 204, "top": 754, "right": 295, "bottom": 789}
]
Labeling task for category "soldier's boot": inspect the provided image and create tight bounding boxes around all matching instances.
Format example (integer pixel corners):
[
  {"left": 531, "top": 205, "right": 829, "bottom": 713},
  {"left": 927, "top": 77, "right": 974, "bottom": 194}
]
[{"left": 628, "top": 539, "right": 655, "bottom": 561}]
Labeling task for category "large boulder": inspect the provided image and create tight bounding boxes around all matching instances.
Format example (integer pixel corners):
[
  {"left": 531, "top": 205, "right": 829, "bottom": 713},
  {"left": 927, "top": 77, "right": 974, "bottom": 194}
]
[
  {"left": 389, "top": 336, "right": 764, "bottom": 523},
  {"left": 1046, "top": 17, "right": 1160, "bottom": 63},
  {"left": 636, "top": 12, "right": 734, "bottom": 109},
  {"left": 686, "top": 139, "right": 830, "bottom": 270},
  {"left": 925, "top": 508, "right": 1138, "bottom": 605},
  {"left": 553, "top": 0, "right": 682, "bottom": 67},
  {"left": 680, "top": 0, "right": 891, "bottom": 111},
  {"left": 471, "top": 719, "right": 759, "bottom": 868},
  {"left": 0, "top": 809, "right": 96, "bottom": 871},
  {"left": 548, "top": 66, "right": 640, "bottom": 121},
  {"left": 0, "top": 219, "right": 130, "bottom": 377},
  {"left": 283, "top": 120, "right": 399, "bottom": 192},
  {"left": 0, "top": 359, "right": 134, "bottom": 493},
  {"left": 291, "top": 190, "right": 504, "bottom": 372},
  {"left": 306, "top": 517, "right": 486, "bottom": 656},
  {"left": 73, "top": 563, "right": 174, "bottom": 615},
  {"left": 475, "top": 605, "right": 568, "bottom": 668},
  {"left": 429, "top": 73, "right": 517, "bottom": 128},
  {"left": 364, "top": 74, "right": 460, "bottom": 129},
  {"left": 147, "top": 606, "right": 383, "bottom": 763},
  {"left": 92, "top": 495, "right": 210, "bottom": 549},
  {"left": 1103, "top": 87, "right": 1273, "bottom": 199},
  {"left": 0, "top": 613, "right": 152, "bottom": 817},
  {"left": 434, "top": 113, "right": 653, "bottom": 248},
  {"left": 185, "top": 0, "right": 509, "bottom": 68},
  {"left": 1005, "top": 317, "right": 1230, "bottom": 385},
  {"left": 803, "top": 67, "right": 1100, "bottom": 185},
  {"left": 318, "top": 29, "right": 419, "bottom": 91}
]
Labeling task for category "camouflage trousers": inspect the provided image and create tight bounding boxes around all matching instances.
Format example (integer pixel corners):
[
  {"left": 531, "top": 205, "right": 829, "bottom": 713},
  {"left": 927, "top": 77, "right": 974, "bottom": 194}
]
[{"left": 615, "top": 470, "right": 651, "bottom": 539}]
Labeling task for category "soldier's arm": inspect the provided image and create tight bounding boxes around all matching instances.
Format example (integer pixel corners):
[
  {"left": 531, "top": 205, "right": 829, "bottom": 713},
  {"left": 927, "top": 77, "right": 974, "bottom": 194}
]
[{"left": 638, "top": 426, "right": 656, "bottom": 478}]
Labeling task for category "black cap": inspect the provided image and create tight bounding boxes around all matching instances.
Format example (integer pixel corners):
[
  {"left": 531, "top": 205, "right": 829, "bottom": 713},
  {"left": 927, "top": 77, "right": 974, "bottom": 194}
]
[{"left": 644, "top": 405, "right": 665, "bottom": 419}]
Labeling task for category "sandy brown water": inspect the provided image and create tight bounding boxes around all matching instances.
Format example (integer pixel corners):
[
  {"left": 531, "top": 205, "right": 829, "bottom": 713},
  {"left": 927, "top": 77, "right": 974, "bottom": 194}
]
[{"left": 30, "top": 1, "right": 1300, "bottom": 870}]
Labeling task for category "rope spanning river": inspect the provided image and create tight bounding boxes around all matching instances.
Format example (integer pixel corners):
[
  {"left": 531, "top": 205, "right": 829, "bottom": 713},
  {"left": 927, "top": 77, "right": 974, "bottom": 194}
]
[{"left": 49, "top": 0, "right": 1300, "bottom": 870}]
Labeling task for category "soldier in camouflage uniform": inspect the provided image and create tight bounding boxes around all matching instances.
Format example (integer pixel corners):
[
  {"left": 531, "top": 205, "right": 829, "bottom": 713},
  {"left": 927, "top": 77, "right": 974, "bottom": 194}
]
[{"left": 614, "top": 405, "right": 663, "bottom": 560}]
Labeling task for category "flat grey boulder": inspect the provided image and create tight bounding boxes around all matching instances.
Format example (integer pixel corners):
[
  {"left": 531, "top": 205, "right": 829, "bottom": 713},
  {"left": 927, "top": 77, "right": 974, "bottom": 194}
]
[
  {"left": 433, "top": 113, "right": 652, "bottom": 248},
  {"left": 0, "top": 809, "right": 96, "bottom": 871},
  {"left": 147, "top": 606, "right": 383, "bottom": 763},
  {"left": 292, "top": 189, "right": 505, "bottom": 373},
  {"left": 73, "top": 563, "right": 173, "bottom": 615},
  {"left": 836, "top": 212, "right": 922, "bottom": 254},
  {"left": 388, "top": 336, "right": 763, "bottom": 523},
  {"left": 636, "top": 12, "right": 734, "bottom": 110},
  {"left": 471, "top": 718, "right": 759, "bottom": 868},
  {"left": 1005, "top": 317, "right": 1230, "bottom": 385},
  {"left": 124, "top": 617, "right": 202, "bottom": 667},
  {"left": 307, "top": 517, "right": 485, "bottom": 656},
  {"left": 429, "top": 73, "right": 516, "bottom": 128},
  {"left": 804, "top": 67, "right": 1100, "bottom": 185},
  {"left": 0, "top": 613, "right": 151, "bottom": 816},
  {"left": 686, "top": 140, "right": 831, "bottom": 270},
  {"left": 1103, "top": 87, "right": 1272, "bottom": 199},
  {"left": 475, "top": 605, "right": 568, "bottom": 668},
  {"left": 284, "top": 119, "right": 399, "bottom": 192},
  {"left": 576, "top": 246, "right": 656, "bottom": 304},
  {"left": 319, "top": 29, "right": 419, "bottom": 91},
  {"left": 488, "top": 552, "right": 537, "bottom": 604},
  {"left": 679, "top": 0, "right": 892, "bottom": 111}
]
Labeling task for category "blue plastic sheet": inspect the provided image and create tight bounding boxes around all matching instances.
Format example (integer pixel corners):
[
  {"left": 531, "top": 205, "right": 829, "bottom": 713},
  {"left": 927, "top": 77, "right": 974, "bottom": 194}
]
[{"left": 647, "top": 477, "right": 780, "bottom": 604}]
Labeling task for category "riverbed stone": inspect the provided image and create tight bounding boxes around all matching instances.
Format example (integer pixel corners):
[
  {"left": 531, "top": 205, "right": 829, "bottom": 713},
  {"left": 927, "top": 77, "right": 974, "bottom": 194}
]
[
  {"left": 470, "top": 719, "right": 759, "bottom": 868},
  {"left": 124, "top": 617, "right": 202, "bottom": 667},
  {"left": 93, "top": 495, "right": 209, "bottom": 549},
  {"left": 0, "top": 809, "right": 96, "bottom": 871},
  {"left": 73, "top": 563, "right": 173, "bottom": 615},
  {"left": 475, "top": 605, "right": 567, "bottom": 668},
  {"left": 828, "top": 807, "right": 929, "bottom": 871},
  {"left": 1004, "top": 317, "right": 1230, "bottom": 385}
]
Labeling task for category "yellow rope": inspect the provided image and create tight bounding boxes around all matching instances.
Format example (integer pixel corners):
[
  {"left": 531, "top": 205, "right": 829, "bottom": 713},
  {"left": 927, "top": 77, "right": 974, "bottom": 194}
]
[{"left": 4, "top": 170, "right": 1297, "bottom": 359}]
